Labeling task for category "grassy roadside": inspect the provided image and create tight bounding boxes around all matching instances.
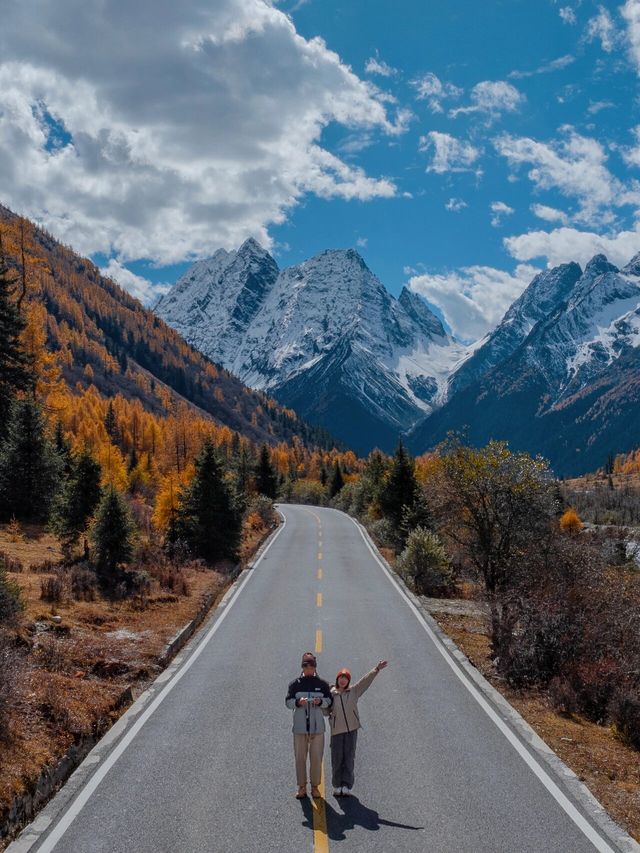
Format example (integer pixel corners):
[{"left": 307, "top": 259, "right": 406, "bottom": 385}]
[
  {"left": 0, "top": 517, "right": 276, "bottom": 849},
  {"left": 425, "top": 602, "right": 640, "bottom": 843}
]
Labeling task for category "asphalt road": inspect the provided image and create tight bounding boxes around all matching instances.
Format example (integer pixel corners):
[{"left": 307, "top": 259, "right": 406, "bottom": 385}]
[{"left": 13, "top": 504, "right": 627, "bottom": 852}]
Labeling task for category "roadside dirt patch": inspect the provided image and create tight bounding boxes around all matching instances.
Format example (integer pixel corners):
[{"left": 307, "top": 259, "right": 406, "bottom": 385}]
[{"left": 431, "top": 611, "right": 640, "bottom": 843}]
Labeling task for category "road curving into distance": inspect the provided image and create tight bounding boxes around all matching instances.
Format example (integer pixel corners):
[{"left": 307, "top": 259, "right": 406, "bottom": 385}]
[{"left": 9, "top": 504, "right": 634, "bottom": 853}]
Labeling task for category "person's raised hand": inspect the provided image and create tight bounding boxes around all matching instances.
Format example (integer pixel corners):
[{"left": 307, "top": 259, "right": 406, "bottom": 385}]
[{"left": 376, "top": 660, "right": 388, "bottom": 671}]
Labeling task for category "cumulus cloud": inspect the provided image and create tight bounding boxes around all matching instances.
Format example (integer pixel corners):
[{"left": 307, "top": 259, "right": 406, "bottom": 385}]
[
  {"left": 445, "top": 197, "right": 467, "bottom": 212},
  {"left": 449, "top": 80, "right": 524, "bottom": 119},
  {"left": 420, "top": 132, "right": 481, "bottom": 174},
  {"left": 490, "top": 201, "right": 514, "bottom": 227},
  {"left": 621, "top": 0, "right": 640, "bottom": 74},
  {"left": 493, "top": 128, "right": 640, "bottom": 227},
  {"left": 504, "top": 223, "right": 640, "bottom": 268},
  {"left": 530, "top": 204, "right": 570, "bottom": 225},
  {"left": 100, "top": 260, "right": 169, "bottom": 305},
  {"left": 411, "top": 72, "right": 462, "bottom": 113},
  {"left": 0, "top": 0, "right": 405, "bottom": 272},
  {"left": 585, "top": 5, "right": 620, "bottom": 52},
  {"left": 408, "top": 263, "right": 539, "bottom": 341}
]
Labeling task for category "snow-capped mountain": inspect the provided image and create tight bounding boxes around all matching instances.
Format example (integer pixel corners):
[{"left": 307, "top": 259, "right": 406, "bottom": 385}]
[
  {"left": 156, "top": 241, "right": 468, "bottom": 451},
  {"left": 409, "top": 252, "right": 640, "bottom": 475}
]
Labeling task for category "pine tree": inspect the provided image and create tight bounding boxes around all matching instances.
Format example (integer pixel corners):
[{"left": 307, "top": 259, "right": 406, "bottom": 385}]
[
  {"left": 51, "top": 448, "right": 102, "bottom": 559},
  {"left": 104, "top": 400, "right": 119, "bottom": 444},
  {"left": 0, "top": 397, "right": 62, "bottom": 522},
  {"left": 176, "top": 439, "right": 241, "bottom": 564},
  {"left": 379, "top": 440, "right": 418, "bottom": 527},
  {"left": 255, "top": 444, "right": 277, "bottom": 498},
  {"left": 90, "top": 485, "right": 136, "bottom": 584},
  {"left": 320, "top": 464, "right": 328, "bottom": 487},
  {"left": 328, "top": 460, "right": 344, "bottom": 498},
  {"left": 53, "top": 420, "right": 73, "bottom": 477},
  {"left": 0, "top": 232, "right": 30, "bottom": 437}
]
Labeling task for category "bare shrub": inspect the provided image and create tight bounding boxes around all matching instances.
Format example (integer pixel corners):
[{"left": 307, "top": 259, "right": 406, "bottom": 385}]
[
  {"left": 40, "top": 574, "right": 66, "bottom": 603},
  {"left": 548, "top": 677, "right": 579, "bottom": 717},
  {"left": 0, "top": 632, "right": 22, "bottom": 742},
  {"left": 158, "top": 569, "right": 189, "bottom": 596},
  {"left": 40, "top": 677, "right": 92, "bottom": 736},
  {"left": 610, "top": 688, "right": 640, "bottom": 750},
  {"left": 71, "top": 565, "right": 97, "bottom": 601},
  {"left": 35, "top": 635, "right": 67, "bottom": 672},
  {"left": 0, "top": 549, "right": 24, "bottom": 573},
  {"left": 245, "top": 494, "right": 277, "bottom": 529}
]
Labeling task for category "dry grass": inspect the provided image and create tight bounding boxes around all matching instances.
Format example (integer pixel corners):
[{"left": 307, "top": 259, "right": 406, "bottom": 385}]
[
  {"left": 433, "top": 611, "right": 640, "bottom": 843},
  {"left": 0, "top": 518, "right": 277, "bottom": 848}
]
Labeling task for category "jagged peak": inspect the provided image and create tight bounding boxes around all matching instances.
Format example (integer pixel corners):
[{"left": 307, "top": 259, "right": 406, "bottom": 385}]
[
  {"left": 237, "top": 236, "right": 270, "bottom": 256},
  {"left": 584, "top": 254, "right": 618, "bottom": 277},
  {"left": 398, "top": 287, "right": 446, "bottom": 338},
  {"left": 622, "top": 251, "right": 640, "bottom": 276}
]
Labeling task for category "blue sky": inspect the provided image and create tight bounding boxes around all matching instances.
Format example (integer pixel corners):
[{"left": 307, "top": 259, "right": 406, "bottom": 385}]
[{"left": 1, "top": 0, "right": 640, "bottom": 340}]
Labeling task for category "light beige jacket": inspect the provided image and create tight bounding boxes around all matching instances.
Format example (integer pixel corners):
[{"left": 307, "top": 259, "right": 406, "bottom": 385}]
[{"left": 329, "top": 668, "right": 379, "bottom": 736}]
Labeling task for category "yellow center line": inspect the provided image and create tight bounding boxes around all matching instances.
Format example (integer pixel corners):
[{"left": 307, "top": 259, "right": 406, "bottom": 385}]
[
  {"left": 317, "top": 568, "right": 322, "bottom": 580},
  {"left": 315, "top": 629, "right": 322, "bottom": 654},
  {"left": 317, "top": 552, "right": 322, "bottom": 561},
  {"left": 312, "top": 766, "right": 329, "bottom": 853},
  {"left": 316, "top": 592, "right": 322, "bottom": 608}
]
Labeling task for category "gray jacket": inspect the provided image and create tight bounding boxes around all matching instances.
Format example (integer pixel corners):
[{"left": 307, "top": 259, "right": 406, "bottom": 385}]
[{"left": 286, "top": 674, "right": 332, "bottom": 734}]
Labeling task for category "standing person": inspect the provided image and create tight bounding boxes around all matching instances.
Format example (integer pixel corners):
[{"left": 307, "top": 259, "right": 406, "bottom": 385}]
[
  {"left": 285, "top": 652, "right": 332, "bottom": 799},
  {"left": 329, "top": 660, "right": 388, "bottom": 797}
]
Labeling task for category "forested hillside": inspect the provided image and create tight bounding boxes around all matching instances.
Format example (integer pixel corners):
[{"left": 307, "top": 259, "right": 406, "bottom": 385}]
[{"left": 0, "top": 205, "right": 338, "bottom": 453}]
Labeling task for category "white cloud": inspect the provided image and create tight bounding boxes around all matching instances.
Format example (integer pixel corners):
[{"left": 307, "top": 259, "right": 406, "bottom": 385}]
[
  {"left": 530, "top": 204, "right": 570, "bottom": 225},
  {"left": 411, "top": 72, "right": 462, "bottom": 113},
  {"left": 559, "top": 7, "right": 577, "bottom": 24},
  {"left": 356, "top": 236, "right": 368, "bottom": 248},
  {"left": 509, "top": 55, "right": 575, "bottom": 79},
  {"left": 494, "top": 128, "right": 640, "bottom": 227},
  {"left": 504, "top": 223, "right": 640, "bottom": 268},
  {"left": 490, "top": 200, "right": 514, "bottom": 227},
  {"left": 365, "top": 56, "right": 397, "bottom": 77},
  {"left": 0, "top": 0, "right": 405, "bottom": 272},
  {"left": 621, "top": 0, "right": 640, "bottom": 74},
  {"left": 450, "top": 80, "right": 524, "bottom": 119},
  {"left": 408, "top": 263, "right": 540, "bottom": 341},
  {"left": 587, "top": 99, "right": 615, "bottom": 114},
  {"left": 420, "top": 132, "right": 481, "bottom": 174},
  {"left": 445, "top": 197, "right": 467, "bottom": 212},
  {"left": 585, "top": 6, "right": 619, "bottom": 52},
  {"left": 100, "top": 259, "right": 169, "bottom": 305},
  {"left": 621, "top": 125, "right": 640, "bottom": 167}
]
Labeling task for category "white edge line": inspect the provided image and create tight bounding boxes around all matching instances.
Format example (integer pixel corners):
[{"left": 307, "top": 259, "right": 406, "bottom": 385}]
[
  {"left": 35, "top": 514, "right": 287, "bottom": 853},
  {"left": 349, "top": 514, "right": 617, "bottom": 853}
]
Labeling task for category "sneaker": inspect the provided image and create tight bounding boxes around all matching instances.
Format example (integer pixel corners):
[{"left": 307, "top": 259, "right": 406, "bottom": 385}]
[
  {"left": 341, "top": 786, "right": 350, "bottom": 796},
  {"left": 295, "top": 786, "right": 307, "bottom": 799},
  {"left": 332, "top": 788, "right": 341, "bottom": 797}
]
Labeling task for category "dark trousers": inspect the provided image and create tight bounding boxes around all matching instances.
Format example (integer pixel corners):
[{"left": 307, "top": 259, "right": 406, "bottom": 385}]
[{"left": 330, "top": 731, "right": 358, "bottom": 789}]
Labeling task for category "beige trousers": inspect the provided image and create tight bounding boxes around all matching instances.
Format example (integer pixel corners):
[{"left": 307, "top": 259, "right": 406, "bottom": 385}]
[{"left": 293, "top": 733, "right": 324, "bottom": 786}]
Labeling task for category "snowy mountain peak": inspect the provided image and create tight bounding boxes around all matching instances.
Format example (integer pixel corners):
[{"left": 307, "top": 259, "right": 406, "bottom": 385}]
[
  {"left": 584, "top": 254, "right": 618, "bottom": 278},
  {"left": 399, "top": 287, "right": 446, "bottom": 339},
  {"left": 622, "top": 251, "right": 640, "bottom": 276}
]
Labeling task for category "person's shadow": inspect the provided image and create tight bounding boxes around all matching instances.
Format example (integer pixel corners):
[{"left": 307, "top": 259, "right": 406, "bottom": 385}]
[{"left": 300, "top": 795, "right": 423, "bottom": 842}]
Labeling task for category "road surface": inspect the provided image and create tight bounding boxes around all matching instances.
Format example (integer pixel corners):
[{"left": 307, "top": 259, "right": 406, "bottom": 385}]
[{"left": 11, "top": 504, "right": 627, "bottom": 852}]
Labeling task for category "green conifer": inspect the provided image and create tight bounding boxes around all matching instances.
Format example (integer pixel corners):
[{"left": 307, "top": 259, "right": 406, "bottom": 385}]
[
  {"left": 379, "top": 440, "right": 418, "bottom": 527},
  {"left": 0, "top": 233, "right": 30, "bottom": 437},
  {"left": 90, "top": 485, "right": 136, "bottom": 584},
  {"left": 51, "top": 448, "right": 102, "bottom": 559},
  {"left": 255, "top": 444, "right": 278, "bottom": 498},
  {"left": 0, "top": 397, "right": 62, "bottom": 522},
  {"left": 328, "top": 460, "right": 345, "bottom": 498},
  {"left": 176, "top": 439, "right": 241, "bottom": 564}
]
